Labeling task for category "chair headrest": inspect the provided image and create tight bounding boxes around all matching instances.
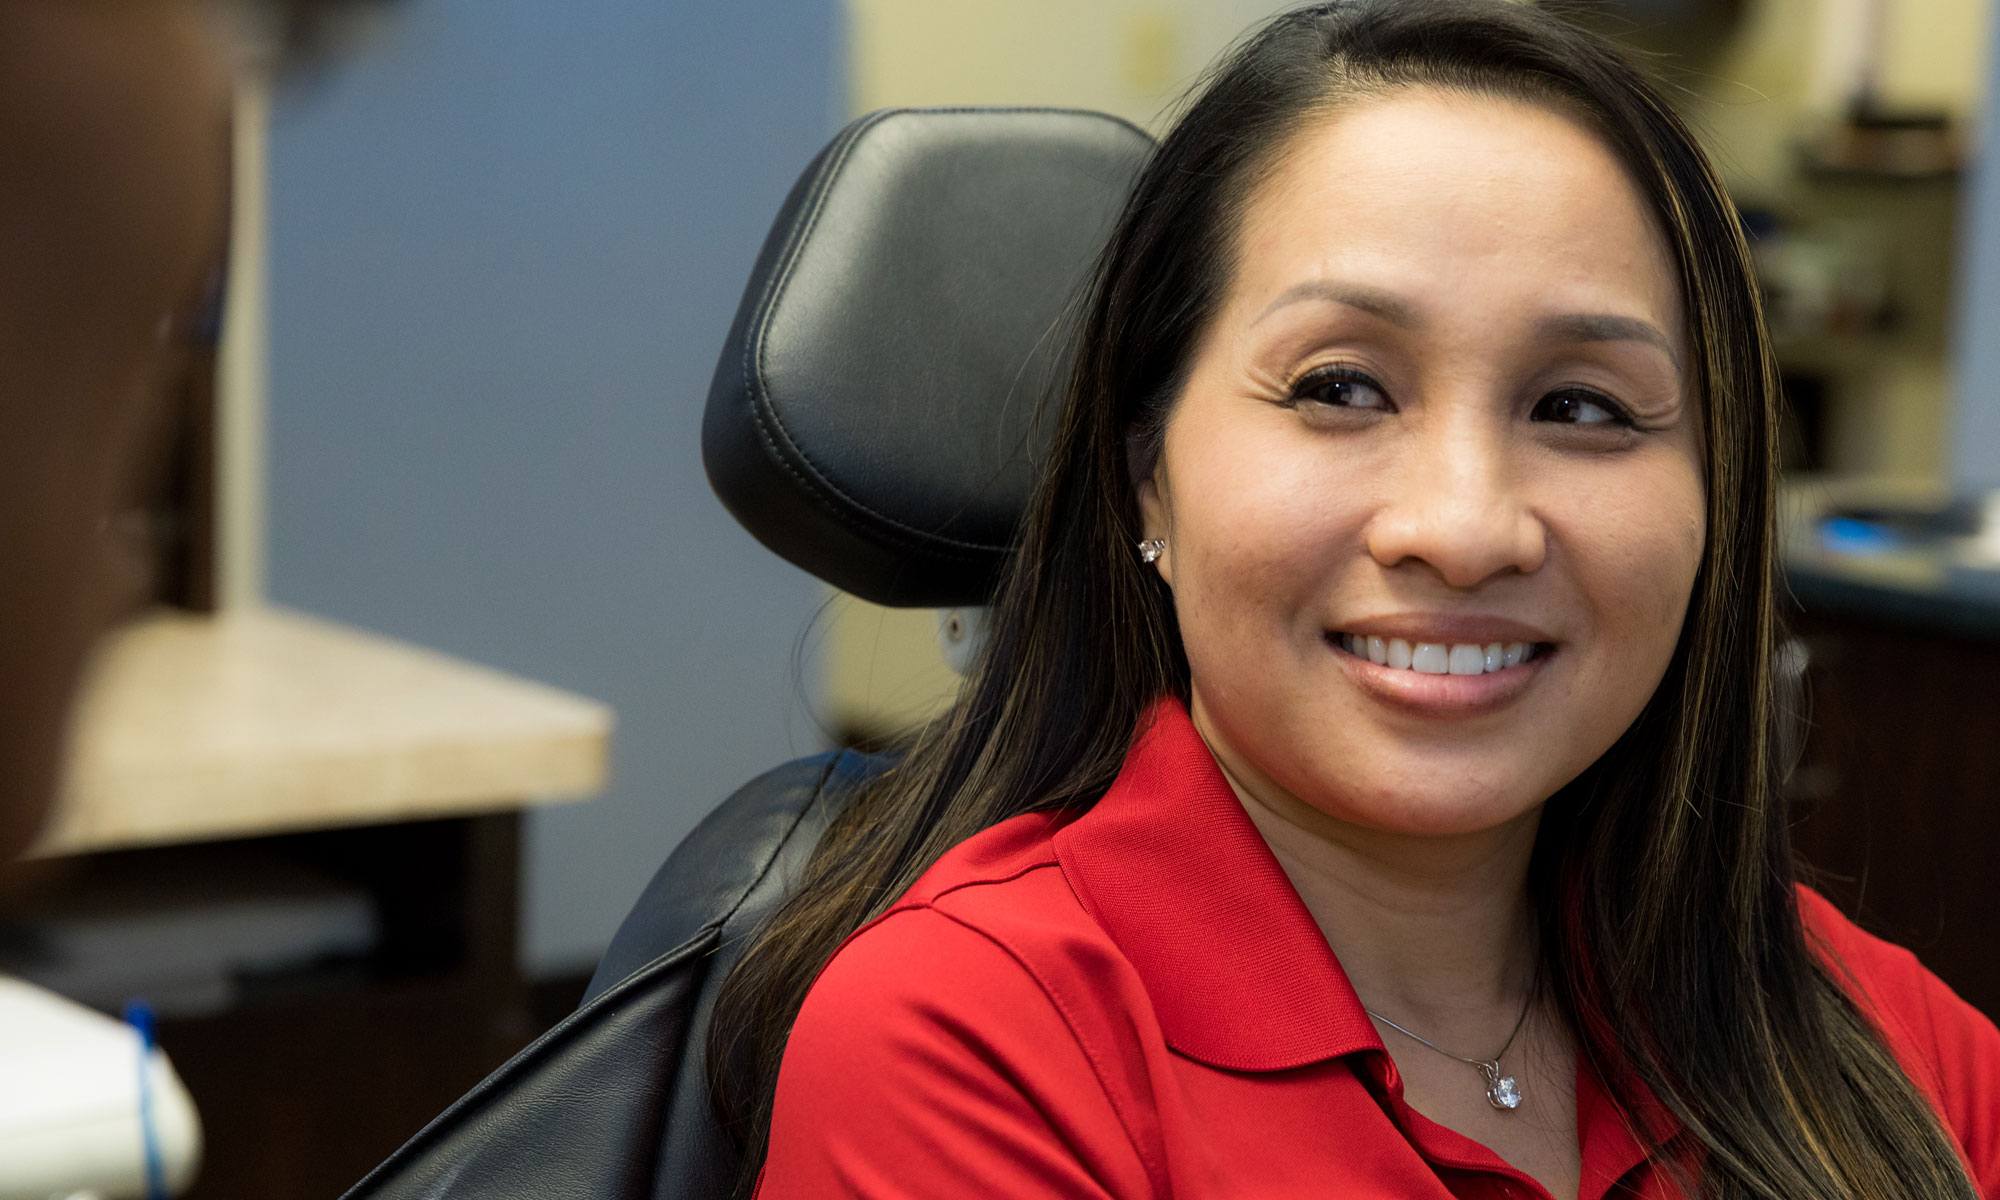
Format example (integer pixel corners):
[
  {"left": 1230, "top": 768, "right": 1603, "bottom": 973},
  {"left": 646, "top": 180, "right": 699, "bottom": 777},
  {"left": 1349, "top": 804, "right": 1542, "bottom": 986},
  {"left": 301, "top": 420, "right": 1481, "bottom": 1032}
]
[{"left": 702, "top": 108, "right": 1154, "bottom": 608}]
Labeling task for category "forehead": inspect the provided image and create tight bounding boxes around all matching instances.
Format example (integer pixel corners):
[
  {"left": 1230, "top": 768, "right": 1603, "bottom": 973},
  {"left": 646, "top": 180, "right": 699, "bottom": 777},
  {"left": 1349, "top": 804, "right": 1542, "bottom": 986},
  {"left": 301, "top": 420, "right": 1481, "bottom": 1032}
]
[{"left": 1227, "top": 86, "right": 1684, "bottom": 346}]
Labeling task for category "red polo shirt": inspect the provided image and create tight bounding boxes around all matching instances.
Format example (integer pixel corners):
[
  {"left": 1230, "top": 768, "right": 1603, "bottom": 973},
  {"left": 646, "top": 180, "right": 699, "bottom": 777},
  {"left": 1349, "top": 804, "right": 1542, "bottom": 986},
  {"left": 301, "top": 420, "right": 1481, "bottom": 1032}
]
[{"left": 755, "top": 698, "right": 2000, "bottom": 1198}]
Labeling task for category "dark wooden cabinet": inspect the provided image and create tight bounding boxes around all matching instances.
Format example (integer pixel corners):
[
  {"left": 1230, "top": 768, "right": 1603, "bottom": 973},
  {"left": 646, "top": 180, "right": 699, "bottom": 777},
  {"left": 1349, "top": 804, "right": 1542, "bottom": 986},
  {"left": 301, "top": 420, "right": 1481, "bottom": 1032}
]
[
  {"left": 1, "top": 813, "right": 554, "bottom": 1200},
  {"left": 1786, "top": 607, "right": 2000, "bottom": 1019}
]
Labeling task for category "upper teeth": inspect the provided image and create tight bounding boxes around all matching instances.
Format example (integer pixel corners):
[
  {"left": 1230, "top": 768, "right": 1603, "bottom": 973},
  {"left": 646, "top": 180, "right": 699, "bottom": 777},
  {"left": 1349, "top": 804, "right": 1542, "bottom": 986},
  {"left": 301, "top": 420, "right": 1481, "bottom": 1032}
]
[{"left": 1337, "top": 634, "right": 1534, "bottom": 675}]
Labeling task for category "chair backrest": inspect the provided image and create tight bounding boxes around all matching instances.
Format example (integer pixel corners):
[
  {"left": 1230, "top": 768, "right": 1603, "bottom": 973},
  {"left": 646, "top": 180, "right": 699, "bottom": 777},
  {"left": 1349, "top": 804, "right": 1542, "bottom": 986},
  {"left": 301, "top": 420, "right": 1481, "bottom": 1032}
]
[{"left": 341, "top": 107, "right": 1153, "bottom": 1199}]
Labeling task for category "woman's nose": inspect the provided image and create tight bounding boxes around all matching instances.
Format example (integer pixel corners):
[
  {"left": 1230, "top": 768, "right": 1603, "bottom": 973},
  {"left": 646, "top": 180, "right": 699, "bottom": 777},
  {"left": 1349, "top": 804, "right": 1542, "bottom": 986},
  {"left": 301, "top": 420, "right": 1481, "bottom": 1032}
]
[{"left": 1361, "top": 423, "right": 1548, "bottom": 589}]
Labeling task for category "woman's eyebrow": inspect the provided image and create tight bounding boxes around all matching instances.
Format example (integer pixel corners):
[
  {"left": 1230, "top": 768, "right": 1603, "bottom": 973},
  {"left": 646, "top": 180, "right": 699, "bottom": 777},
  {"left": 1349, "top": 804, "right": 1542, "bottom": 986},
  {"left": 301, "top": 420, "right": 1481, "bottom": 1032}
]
[
  {"left": 1250, "top": 278, "right": 1682, "bottom": 374},
  {"left": 1252, "top": 279, "right": 1418, "bottom": 328},
  {"left": 1538, "top": 311, "right": 1682, "bottom": 375}
]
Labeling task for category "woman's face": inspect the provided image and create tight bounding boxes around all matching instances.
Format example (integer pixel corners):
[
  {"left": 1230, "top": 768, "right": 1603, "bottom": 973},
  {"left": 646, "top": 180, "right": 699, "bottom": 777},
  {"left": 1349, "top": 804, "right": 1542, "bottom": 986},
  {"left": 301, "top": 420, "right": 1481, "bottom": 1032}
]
[{"left": 1139, "top": 86, "right": 1705, "bottom": 839}]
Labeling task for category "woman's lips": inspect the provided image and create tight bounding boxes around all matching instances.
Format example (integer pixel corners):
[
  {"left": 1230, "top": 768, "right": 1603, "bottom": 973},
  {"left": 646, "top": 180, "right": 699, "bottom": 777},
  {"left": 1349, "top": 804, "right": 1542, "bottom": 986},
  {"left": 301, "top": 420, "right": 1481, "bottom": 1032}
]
[{"left": 1324, "top": 630, "right": 1553, "bottom": 716}]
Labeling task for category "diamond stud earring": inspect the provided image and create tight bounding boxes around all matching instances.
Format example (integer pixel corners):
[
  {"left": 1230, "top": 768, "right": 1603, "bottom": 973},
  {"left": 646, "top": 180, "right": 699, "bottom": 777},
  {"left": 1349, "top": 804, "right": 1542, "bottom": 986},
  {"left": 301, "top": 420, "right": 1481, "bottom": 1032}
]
[{"left": 1136, "top": 538, "right": 1166, "bottom": 564}]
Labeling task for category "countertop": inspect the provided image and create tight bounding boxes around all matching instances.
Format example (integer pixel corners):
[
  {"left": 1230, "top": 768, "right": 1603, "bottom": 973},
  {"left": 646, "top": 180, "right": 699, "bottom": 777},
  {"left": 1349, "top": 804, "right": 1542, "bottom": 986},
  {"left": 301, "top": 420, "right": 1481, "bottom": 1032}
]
[{"left": 28, "top": 607, "right": 613, "bottom": 857}]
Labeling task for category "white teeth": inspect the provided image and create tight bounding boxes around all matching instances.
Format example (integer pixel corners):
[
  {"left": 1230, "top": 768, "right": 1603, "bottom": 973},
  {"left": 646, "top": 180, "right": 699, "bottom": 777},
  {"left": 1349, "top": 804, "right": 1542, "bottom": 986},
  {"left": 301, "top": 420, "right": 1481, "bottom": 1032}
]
[{"left": 1336, "top": 633, "right": 1539, "bottom": 675}]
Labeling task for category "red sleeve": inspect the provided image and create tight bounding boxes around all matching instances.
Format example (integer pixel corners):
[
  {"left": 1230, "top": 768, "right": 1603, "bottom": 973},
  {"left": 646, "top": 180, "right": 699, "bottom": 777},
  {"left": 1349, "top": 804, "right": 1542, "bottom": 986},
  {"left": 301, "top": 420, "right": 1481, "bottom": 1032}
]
[
  {"left": 1909, "top": 951, "right": 2000, "bottom": 1195},
  {"left": 1798, "top": 887, "right": 2000, "bottom": 1194},
  {"left": 753, "top": 905, "right": 1153, "bottom": 1199}
]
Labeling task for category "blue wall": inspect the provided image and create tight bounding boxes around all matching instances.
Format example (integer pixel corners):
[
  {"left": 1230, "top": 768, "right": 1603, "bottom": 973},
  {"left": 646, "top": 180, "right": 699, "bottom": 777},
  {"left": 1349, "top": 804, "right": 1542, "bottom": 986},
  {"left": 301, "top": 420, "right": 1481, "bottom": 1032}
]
[
  {"left": 1953, "top": 9, "right": 2000, "bottom": 489},
  {"left": 267, "top": 0, "right": 842, "bottom": 973}
]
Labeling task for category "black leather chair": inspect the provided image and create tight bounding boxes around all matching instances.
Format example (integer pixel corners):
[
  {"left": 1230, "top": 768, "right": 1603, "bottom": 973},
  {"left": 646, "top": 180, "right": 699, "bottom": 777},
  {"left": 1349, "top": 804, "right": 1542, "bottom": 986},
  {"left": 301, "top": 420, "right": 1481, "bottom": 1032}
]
[{"left": 339, "top": 106, "right": 1153, "bottom": 1200}]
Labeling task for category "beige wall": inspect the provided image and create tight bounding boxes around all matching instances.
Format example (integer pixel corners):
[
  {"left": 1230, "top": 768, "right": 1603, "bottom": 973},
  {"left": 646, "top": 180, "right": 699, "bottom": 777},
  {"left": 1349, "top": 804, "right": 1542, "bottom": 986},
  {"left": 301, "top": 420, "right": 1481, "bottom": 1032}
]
[
  {"left": 1682, "top": 0, "right": 1990, "bottom": 482},
  {"left": 1693, "top": 0, "right": 1991, "bottom": 185},
  {"left": 848, "top": 0, "right": 1305, "bottom": 131}
]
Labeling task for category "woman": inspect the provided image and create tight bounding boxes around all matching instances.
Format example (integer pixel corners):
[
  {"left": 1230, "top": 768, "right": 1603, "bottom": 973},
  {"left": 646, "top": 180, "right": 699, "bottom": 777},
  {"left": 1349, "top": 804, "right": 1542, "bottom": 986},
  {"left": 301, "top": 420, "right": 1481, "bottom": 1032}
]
[{"left": 713, "top": 2, "right": 2000, "bottom": 1196}]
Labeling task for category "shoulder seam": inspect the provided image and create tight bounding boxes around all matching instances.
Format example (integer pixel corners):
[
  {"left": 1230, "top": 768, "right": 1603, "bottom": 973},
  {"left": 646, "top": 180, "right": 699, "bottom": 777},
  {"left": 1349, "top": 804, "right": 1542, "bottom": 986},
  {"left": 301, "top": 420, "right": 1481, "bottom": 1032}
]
[
  {"left": 926, "top": 857, "right": 1063, "bottom": 904},
  {"left": 900, "top": 902, "right": 1167, "bottom": 1197},
  {"left": 839, "top": 859, "right": 1061, "bottom": 954}
]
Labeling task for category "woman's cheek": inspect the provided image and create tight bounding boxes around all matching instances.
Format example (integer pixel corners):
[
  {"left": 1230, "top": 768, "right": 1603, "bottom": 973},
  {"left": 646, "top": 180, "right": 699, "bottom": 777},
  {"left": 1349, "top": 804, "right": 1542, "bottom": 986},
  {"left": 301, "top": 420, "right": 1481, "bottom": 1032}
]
[
  {"left": 1177, "top": 445, "right": 1327, "bottom": 592},
  {"left": 1575, "top": 472, "right": 1703, "bottom": 664}
]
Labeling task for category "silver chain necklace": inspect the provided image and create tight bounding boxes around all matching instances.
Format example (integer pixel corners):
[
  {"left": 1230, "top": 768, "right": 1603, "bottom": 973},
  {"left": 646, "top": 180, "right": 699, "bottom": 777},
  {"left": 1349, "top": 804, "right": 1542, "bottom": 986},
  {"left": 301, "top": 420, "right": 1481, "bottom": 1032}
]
[{"left": 1363, "top": 979, "right": 1536, "bottom": 1112}]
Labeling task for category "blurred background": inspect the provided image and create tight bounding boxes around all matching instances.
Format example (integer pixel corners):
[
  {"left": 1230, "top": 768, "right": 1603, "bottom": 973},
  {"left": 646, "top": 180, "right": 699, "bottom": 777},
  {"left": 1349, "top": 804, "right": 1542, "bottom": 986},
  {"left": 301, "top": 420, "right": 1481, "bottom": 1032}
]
[{"left": 0, "top": 0, "right": 1994, "bottom": 1196}]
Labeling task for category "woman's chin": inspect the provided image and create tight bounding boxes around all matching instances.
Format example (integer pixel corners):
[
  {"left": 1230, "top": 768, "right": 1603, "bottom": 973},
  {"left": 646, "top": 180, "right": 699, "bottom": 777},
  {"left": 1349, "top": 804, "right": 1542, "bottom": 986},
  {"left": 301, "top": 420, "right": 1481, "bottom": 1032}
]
[{"left": 1286, "top": 766, "right": 1552, "bottom": 841}]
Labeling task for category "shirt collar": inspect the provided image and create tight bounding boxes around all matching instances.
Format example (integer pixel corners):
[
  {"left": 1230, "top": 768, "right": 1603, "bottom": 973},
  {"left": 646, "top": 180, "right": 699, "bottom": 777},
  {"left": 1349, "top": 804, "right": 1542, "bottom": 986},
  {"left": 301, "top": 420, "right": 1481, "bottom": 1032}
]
[{"left": 1052, "top": 694, "right": 1384, "bottom": 1071}]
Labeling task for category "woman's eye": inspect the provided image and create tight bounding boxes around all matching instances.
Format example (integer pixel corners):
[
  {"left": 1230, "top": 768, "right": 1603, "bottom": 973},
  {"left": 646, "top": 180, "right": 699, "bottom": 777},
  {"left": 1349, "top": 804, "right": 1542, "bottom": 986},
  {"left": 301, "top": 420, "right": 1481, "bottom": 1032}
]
[
  {"left": 1533, "top": 388, "right": 1631, "bottom": 427},
  {"left": 1285, "top": 366, "right": 1392, "bottom": 412}
]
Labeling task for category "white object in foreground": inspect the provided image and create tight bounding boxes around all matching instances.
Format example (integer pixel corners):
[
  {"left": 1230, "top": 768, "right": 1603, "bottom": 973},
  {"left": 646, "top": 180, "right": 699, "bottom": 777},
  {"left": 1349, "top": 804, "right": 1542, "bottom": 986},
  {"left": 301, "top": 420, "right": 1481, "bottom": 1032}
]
[{"left": 0, "top": 976, "right": 201, "bottom": 1199}]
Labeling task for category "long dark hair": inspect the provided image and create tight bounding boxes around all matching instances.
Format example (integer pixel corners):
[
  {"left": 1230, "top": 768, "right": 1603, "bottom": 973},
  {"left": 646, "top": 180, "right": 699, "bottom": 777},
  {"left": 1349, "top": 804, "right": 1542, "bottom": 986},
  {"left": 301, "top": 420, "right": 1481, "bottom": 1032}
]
[{"left": 708, "top": 4, "right": 1977, "bottom": 1196}]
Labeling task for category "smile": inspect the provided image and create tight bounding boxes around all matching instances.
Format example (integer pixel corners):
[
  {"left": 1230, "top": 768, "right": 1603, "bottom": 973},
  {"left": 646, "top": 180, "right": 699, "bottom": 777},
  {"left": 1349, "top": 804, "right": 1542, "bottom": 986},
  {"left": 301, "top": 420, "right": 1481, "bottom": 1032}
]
[
  {"left": 1322, "top": 628, "right": 1556, "bottom": 717},
  {"left": 1329, "top": 633, "right": 1548, "bottom": 676}
]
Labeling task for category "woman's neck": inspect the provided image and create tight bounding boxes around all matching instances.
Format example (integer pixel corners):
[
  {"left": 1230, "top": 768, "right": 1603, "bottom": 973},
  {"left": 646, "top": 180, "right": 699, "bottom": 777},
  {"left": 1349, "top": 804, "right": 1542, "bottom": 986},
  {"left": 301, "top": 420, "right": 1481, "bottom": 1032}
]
[{"left": 1197, "top": 722, "right": 1544, "bottom": 1029}]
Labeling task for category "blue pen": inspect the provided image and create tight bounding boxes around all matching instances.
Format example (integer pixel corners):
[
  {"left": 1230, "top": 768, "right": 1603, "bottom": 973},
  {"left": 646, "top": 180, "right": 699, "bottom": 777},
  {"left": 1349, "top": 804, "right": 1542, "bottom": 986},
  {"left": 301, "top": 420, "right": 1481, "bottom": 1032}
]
[{"left": 123, "top": 1000, "right": 169, "bottom": 1200}]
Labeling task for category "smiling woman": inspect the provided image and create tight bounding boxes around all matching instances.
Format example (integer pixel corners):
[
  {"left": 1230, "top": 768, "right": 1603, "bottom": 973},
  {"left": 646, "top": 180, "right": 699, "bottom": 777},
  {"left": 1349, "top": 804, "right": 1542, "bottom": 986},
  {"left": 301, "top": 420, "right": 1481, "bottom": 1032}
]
[
  {"left": 1129, "top": 86, "right": 1709, "bottom": 1192},
  {"left": 714, "top": 3, "right": 1997, "bottom": 1199}
]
